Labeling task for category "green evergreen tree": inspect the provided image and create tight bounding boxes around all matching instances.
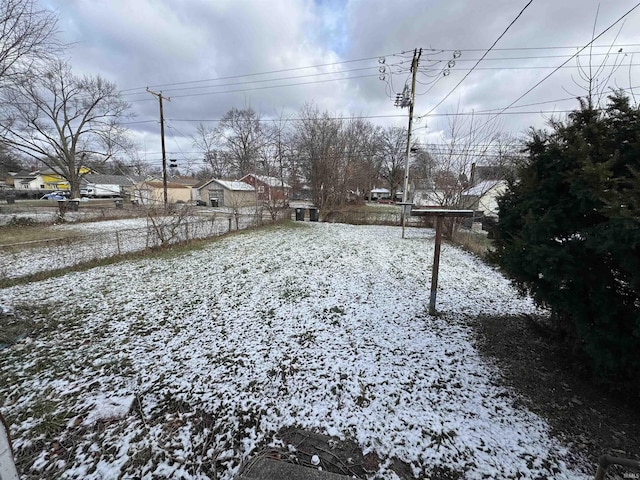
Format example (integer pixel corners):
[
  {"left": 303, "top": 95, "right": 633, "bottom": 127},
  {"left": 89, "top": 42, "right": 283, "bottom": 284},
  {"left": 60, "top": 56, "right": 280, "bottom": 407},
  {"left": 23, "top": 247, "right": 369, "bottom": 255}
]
[{"left": 492, "top": 92, "right": 640, "bottom": 392}]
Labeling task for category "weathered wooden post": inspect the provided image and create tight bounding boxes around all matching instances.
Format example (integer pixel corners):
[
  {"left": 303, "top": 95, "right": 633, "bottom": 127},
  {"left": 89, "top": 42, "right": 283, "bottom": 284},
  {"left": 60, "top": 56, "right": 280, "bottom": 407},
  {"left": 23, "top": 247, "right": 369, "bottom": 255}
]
[
  {"left": 409, "top": 208, "right": 475, "bottom": 315},
  {"left": 429, "top": 216, "right": 444, "bottom": 315}
]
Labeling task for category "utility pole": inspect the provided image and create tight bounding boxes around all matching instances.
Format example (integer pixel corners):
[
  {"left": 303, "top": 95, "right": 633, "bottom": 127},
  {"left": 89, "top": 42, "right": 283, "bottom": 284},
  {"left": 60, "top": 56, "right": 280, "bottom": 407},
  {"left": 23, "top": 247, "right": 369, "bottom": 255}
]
[
  {"left": 396, "top": 48, "right": 422, "bottom": 239},
  {"left": 147, "top": 88, "right": 171, "bottom": 207}
]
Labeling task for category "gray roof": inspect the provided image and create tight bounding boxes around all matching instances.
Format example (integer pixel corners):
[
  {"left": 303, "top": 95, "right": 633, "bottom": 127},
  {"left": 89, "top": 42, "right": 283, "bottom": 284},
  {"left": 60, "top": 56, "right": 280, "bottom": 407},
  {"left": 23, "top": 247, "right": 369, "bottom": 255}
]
[
  {"left": 169, "top": 177, "right": 200, "bottom": 186},
  {"left": 82, "top": 174, "right": 135, "bottom": 186}
]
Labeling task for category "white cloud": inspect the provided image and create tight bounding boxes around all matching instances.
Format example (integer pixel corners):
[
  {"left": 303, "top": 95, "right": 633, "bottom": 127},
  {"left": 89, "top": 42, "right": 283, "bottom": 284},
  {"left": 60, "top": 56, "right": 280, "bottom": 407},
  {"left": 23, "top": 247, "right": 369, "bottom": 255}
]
[{"left": 42, "top": 0, "right": 640, "bottom": 162}]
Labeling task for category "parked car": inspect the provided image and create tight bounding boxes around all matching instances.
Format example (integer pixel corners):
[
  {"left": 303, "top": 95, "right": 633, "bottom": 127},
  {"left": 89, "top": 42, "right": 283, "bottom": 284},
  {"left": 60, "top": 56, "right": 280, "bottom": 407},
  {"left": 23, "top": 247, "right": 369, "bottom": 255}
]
[{"left": 40, "top": 191, "right": 71, "bottom": 200}]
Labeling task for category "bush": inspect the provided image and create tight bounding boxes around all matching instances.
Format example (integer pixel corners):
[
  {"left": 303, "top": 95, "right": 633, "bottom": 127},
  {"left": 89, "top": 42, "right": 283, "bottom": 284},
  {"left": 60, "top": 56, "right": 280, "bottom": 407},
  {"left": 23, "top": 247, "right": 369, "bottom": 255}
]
[
  {"left": 491, "top": 93, "right": 640, "bottom": 394},
  {"left": 7, "top": 216, "right": 38, "bottom": 227}
]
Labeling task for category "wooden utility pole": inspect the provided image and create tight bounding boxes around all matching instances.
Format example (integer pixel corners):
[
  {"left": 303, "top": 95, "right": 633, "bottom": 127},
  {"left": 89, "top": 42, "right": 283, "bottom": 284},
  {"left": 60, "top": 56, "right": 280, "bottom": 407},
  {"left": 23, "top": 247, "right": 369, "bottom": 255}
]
[
  {"left": 147, "top": 88, "right": 171, "bottom": 207},
  {"left": 400, "top": 48, "right": 422, "bottom": 239}
]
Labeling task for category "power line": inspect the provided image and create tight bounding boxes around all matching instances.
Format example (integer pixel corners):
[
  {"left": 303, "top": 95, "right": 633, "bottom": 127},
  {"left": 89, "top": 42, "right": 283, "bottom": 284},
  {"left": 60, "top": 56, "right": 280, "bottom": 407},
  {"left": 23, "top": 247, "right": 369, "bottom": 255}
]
[
  {"left": 121, "top": 63, "right": 409, "bottom": 98},
  {"left": 425, "top": 0, "right": 534, "bottom": 116},
  {"left": 463, "top": 1, "right": 640, "bottom": 133},
  {"left": 122, "top": 60, "right": 638, "bottom": 104},
  {"left": 424, "top": 43, "right": 640, "bottom": 53},
  {"left": 421, "top": 50, "right": 640, "bottom": 63},
  {"left": 125, "top": 73, "right": 380, "bottom": 102},
  {"left": 118, "top": 45, "right": 636, "bottom": 102},
  {"left": 119, "top": 50, "right": 410, "bottom": 93},
  {"left": 418, "top": 63, "right": 639, "bottom": 71}
]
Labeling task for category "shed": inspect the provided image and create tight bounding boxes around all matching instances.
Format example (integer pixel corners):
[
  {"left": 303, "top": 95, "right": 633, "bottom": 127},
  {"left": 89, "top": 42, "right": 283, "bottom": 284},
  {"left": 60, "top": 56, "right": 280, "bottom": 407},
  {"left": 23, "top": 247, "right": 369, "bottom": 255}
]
[{"left": 197, "top": 179, "right": 255, "bottom": 208}]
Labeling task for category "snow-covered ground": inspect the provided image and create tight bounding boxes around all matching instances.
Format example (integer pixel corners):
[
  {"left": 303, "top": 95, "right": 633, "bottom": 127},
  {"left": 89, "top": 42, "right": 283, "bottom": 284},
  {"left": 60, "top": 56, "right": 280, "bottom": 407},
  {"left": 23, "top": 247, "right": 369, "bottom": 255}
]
[{"left": 0, "top": 223, "right": 589, "bottom": 479}]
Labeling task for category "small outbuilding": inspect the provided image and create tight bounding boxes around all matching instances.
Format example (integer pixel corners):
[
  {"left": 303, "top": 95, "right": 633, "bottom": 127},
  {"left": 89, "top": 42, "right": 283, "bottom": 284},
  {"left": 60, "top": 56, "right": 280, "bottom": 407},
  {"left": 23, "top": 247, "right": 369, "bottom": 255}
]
[{"left": 197, "top": 179, "right": 255, "bottom": 208}]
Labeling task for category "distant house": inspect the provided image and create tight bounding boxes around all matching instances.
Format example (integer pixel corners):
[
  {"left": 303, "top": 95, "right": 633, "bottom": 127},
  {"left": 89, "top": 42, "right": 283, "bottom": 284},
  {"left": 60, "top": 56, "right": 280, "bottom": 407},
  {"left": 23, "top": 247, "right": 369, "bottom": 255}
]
[
  {"left": 461, "top": 179, "right": 507, "bottom": 217},
  {"left": 238, "top": 174, "right": 291, "bottom": 205},
  {"left": 41, "top": 167, "right": 72, "bottom": 190},
  {"left": 134, "top": 180, "right": 192, "bottom": 205},
  {"left": 196, "top": 179, "right": 255, "bottom": 208},
  {"left": 168, "top": 177, "right": 201, "bottom": 202},
  {"left": 11, "top": 170, "right": 42, "bottom": 190},
  {"left": 368, "top": 188, "right": 391, "bottom": 201},
  {"left": 11, "top": 166, "right": 92, "bottom": 192}
]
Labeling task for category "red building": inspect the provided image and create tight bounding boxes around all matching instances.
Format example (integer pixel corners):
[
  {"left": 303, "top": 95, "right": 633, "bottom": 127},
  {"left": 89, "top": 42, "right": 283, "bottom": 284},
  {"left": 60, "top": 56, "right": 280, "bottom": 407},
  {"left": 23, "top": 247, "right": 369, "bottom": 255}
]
[{"left": 238, "top": 174, "right": 291, "bottom": 205}]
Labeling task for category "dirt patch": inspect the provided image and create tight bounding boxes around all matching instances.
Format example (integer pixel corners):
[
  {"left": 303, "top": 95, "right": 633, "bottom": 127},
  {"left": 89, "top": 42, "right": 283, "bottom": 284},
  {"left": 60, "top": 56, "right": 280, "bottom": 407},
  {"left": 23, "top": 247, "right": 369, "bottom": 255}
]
[
  {"left": 237, "top": 427, "right": 421, "bottom": 479},
  {"left": 469, "top": 314, "right": 640, "bottom": 477}
]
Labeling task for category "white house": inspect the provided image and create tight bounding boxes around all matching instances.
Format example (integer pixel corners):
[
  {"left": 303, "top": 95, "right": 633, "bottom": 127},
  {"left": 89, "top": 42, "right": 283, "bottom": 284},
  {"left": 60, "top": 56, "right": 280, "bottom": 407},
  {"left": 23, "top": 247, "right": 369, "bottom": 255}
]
[{"left": 461, "top": 179, "right": 507, "bottom": 217}]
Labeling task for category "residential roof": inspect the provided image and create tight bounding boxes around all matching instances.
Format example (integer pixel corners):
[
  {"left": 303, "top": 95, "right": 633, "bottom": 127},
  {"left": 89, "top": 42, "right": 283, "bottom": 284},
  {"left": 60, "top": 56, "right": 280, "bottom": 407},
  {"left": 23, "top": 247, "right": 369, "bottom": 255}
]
[
  {"left": 212, "top": 179, "right": 255, "bottom": 191},
  {"left": 12, "top": 170, "right": 40, "bottom": 179},
  {"left": 463, "top": 179, "right": 505, "bottom": 196},
  {"left": 83, "top": 174, "right": 135, "bottom": 186},
  {"left": 371, "top": 188, "right": 390, "bottom": 194},
  {"left": 240, "top": 174, "right": 292, "bottom": 189},
  {"left": 194, "top": 178, "right": 211, "bottom": 189},
  {"left": 169, "top": 177, "right": 201, "bottom": 186},
  {"left": 142, "top": 181, "right": 191, "bottom": 189}
]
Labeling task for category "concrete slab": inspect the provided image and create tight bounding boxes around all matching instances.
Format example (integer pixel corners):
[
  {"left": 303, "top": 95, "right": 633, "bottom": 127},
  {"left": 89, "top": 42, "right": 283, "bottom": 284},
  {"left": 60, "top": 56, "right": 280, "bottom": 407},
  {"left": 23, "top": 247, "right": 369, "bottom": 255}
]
[{"left": 237, "top": 458, "right": 352, "bottom": 480}]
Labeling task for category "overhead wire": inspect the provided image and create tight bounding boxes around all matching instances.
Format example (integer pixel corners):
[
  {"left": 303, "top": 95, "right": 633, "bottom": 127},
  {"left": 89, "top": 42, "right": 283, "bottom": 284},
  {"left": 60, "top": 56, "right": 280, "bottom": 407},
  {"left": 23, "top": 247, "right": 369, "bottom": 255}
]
[
  {"left": 425, "top": 0, "right": 534, "bottom": 116},
  {"left": 452, "top": 1, "right": 640, "bottom": 136},
  {"left": 119, "top": 50, "right": 412, "bottom": 93}
]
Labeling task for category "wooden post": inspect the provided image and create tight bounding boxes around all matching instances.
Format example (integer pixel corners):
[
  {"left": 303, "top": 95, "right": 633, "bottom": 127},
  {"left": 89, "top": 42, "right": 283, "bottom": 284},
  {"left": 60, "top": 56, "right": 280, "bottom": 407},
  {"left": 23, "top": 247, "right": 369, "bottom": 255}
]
[
  {"left": 409, "top": 208, "right": 474, "bottom": 315},
  {"left": 115, "top": 230, "right": 121, "bottom": 255},
  {"left": 429, "top": 216, "right": 443, "bottom": 315},
  {"left": 147, "top": 88, "right": 171, "bottom": 207}
]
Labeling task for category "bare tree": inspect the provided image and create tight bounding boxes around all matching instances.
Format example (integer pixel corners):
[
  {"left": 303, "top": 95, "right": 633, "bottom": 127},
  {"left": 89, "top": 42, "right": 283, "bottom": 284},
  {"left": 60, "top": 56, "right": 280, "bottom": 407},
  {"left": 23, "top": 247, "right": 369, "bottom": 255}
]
[
  {"left": 379, "top": 126, "right": 408, "bottom": 201},
  {"left": 217, "top": 107, "right": 264, "bottom": 177},
  {"left": 0, "top": 141, "right": 22, "bottom": 172},
  {"left": 409, "top": 146, "right": 435, "bottom": 188},
  {"left": 340, "top": 117, "right": 383, "bottom": 203},
  {"left": 0, "top": 61, "right": 132, "bottom": 197},
  {"left": 191, "top": 122, "right": 231, "bottom": 179},
  {"left": 424, "top": 111, "right": 501, "bottom": 208},
  {"left": 0, "top": 0, "right": 61, "bottom": 87},
  {"left": 258, "top": 113, "right": 294, "bottom": 218},
  {"left": 565, "top": 7, "right": 628, "bottom": 109},
  {"left": 294, "top": 104, "right": 344, "bottom": 209}
]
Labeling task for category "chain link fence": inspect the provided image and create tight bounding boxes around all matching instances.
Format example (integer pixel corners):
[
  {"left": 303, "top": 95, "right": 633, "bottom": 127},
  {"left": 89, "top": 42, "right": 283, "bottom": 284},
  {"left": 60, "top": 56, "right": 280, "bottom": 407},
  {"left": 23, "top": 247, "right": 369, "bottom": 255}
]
[{"left": 0, "top": 211, "right": 286, "bottom": 281}]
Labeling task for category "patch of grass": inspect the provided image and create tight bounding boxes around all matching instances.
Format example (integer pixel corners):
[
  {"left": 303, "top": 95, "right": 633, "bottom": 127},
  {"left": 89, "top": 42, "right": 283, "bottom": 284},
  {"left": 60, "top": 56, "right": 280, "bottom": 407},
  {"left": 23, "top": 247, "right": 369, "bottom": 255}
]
[
  {"left": 450, "top": 228, "right": 493, "bottom": 258},
  {"left": 0, "top": 316, "right": 34, "bottom": 347},
  {"left": 0, "top": 224, "right": 82, "bottom": 246}
]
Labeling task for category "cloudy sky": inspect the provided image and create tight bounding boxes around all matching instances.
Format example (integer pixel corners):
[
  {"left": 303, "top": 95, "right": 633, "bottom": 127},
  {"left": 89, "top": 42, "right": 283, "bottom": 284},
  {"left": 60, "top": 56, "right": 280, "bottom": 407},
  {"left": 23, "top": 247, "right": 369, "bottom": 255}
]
[{"left": 42, "top": 0, "right": 640, "bottom": 170}]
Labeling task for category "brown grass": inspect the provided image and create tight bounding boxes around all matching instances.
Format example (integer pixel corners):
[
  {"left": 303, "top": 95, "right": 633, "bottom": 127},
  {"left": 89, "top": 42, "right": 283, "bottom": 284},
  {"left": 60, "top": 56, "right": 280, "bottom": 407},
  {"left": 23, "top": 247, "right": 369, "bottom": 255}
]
[
  {"left": 450, "top": 228, "right": 492, "bottom": 258},
  {"left": 0, "top": 225, "right": 82, "bottom": 246}
]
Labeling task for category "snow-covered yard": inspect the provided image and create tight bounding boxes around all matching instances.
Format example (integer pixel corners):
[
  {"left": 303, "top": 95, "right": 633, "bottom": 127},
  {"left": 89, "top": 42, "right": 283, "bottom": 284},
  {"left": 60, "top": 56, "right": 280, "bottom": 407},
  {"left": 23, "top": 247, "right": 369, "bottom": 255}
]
[{"left": 0, "top": 223, "right": 589, "bottom": 479}]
